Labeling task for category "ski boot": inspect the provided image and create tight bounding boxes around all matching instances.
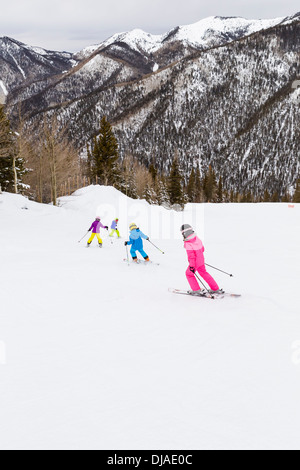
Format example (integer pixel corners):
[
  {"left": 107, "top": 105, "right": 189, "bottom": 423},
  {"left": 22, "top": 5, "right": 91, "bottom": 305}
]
[
  {"left": 188, "top": 289, "right": 204, "bottom": 296},
  {"left": 209, "top": 288, "right": 224, "bottom": 294}
]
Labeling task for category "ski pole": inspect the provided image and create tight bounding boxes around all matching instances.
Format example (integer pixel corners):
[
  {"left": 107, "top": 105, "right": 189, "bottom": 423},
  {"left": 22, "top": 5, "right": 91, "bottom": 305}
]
[
  {"left": 125, "top": 244, "right": 130, "bottom": 265},
  {"left": 194, "top": 272, "right": 211, "bottom": 295},
  {"left": 148, "top": 240, "right": 165, "bottom": 254},
  {"left": 205, "top": 263, "right": 233, "bottom": 277},
  {"left": 78, "top": 231, "right": 89, "bottom": 243}
]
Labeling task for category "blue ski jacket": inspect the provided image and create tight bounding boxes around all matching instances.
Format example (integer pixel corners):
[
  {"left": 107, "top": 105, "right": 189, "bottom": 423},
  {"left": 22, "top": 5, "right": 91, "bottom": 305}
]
[{"left": 127, "top": 229, "right": 148, "bottom": 251}]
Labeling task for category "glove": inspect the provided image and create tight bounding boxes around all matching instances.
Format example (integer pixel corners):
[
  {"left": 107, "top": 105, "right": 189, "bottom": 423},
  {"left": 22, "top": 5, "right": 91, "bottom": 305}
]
[
  {"left": 124, "top": 241, "right": 128, "bottom": 246},
  {"left": 88, "top": 229, "right": 91, "bottom": 232},
  {"left": 146, "top": 237, "right": 150, "bottom": 241},
  {"left": 105, "top": 226, "right": 108, "bottom": 230},
  {"left": 189, "top": 267, "right": 196, "bottom": 273}
]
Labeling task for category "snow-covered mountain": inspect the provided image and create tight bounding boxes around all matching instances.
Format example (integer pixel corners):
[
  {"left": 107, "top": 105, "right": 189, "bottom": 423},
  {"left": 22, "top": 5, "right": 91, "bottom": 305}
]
[
  {"left": 0, "top": 36, "right": 77, "bottom": 95},
  {"left": 70, "top": 14, "right": 300, "bottom": 79},
  {"left": 2, "top": 13, "right": 300, "bottom": 198},
  {"left": 3, "top": 13, "right": 299, "bottom": 95},
  {"left": 162, "top": 14, "right": 298, "bottom": 46},
  {"left": 76, "top": 13, "right": 298, "bottom": 62}
]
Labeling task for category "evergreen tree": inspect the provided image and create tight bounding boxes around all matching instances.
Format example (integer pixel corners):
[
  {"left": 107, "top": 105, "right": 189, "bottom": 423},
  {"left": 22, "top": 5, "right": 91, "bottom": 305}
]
[
  {"left": 0, "top": 105, "right": 26, "bottom": 193},
  {"left": 149, "top": 162, "right": 158, "bottom": 183},
  {"left": 156, "top": 176, "right": 170, "bottom": 207},
  {"left": 168, "top": 155, "right": 185, "bottom": 208},
  {"left": 281, "top": 191, "right": 290, "bottom": 203},
  {"left": 241, "top": 191, "right": 253, "bottom": 202},
  {"left": 143, "top": 182, "right": 157, "bottom": 204},
  {"left": 203, "top": 165, "right": 217, "bottom": 202},
  {"left": 117, "top": 154, "right": 138, "bottom": 199},
  {"left": 271, "top": 191, "right": 279, "bottom": 202},
  {"left": 88, "top": 116, "right": 119, "bottom": 186},
  {"left": 216, "top": 176, "right": 223, "bottom": 203},
  {"left": 0, "top": 105, "right": 14, "bottom": 191},
  {"left": 86, "top": 143, "right": 93, "bottom": 181},
  {"left": 186, "top": 167, "right": 196, "bottom": 202},
  {"left": 223, "top": 190, "right": 230, "bottom": 203},
  {"left": 120, "top": 170, "right": 138, "bottom": 199},
  {"left": 194, "top": 165, "right": 202, "bottom": 202},
  {"left": 293, "top": 180, "right": 300, "bottom": 203},
  {"left": 263, "top": 189, "right": 271, "bottom": 202}
]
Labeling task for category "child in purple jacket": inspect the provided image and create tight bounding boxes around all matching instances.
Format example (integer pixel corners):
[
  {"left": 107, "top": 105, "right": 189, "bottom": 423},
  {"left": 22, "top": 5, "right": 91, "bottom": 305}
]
[
  {"left": 87, "top": 217, "right": 108, "bottom": 247},
  {"left": 181, "top": 224, "right": 222, "bottom": 294}
]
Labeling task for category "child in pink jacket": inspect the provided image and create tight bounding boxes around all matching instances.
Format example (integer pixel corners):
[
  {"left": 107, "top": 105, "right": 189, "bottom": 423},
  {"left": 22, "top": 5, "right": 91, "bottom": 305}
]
[{"left": 181, "top": 224, "right": 221, "bottom": 294}]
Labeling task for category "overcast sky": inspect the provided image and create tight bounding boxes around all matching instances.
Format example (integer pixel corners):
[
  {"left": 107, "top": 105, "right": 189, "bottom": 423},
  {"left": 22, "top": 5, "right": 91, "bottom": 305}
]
[{"left": 0, "top": 0, "right": 299, "bottom": 52}]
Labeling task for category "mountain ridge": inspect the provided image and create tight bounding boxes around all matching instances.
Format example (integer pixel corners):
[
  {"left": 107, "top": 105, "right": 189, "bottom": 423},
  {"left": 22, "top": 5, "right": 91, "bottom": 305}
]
[{"left": 2, "top": 12, "right": 300, "bottom": 96}]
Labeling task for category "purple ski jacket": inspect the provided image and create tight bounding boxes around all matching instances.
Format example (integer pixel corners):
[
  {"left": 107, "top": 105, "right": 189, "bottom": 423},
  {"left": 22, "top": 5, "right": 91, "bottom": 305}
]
[{"left": 89, "top": 220, "right": 105, "bottom": 233}]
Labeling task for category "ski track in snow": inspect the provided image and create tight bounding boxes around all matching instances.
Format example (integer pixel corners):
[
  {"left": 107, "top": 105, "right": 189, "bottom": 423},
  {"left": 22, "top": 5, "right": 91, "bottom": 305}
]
[{"left": 0, "top": 186, "right": 299, "bottom": 450}]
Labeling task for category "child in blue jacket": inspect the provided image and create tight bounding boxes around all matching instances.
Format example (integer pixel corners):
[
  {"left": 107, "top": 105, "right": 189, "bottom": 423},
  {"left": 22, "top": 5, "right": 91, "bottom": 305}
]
[{"left": 124, "top": 223, "right": 150, "bottom": 262}]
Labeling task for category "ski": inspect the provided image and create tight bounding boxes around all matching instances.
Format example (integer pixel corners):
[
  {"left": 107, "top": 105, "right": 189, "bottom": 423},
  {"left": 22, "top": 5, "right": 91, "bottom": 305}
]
[
  {"left": 168, "top": 288, "right": 215, "bottom": 299},
  {"left": 123, "top": 259, "right": 160, "bottom": 266},
  {"left": 210, "top": 291, "right": 241, "bottom": 298},
  {"left": 169, "top": 288, "right": 241, "bottom": 299},
  {"left": 210, "top": 289, "right": 241, "bottom": 299}
]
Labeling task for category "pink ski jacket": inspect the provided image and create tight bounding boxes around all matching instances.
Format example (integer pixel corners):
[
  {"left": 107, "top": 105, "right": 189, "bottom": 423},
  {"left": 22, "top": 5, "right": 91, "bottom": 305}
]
[{"left": 184, "top": 235, "right": 205, "bottom": 268}]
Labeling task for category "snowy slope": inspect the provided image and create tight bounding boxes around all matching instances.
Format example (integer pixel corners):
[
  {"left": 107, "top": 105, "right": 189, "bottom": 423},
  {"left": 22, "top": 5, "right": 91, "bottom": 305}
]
[{"left": 0, "top": 187, "right": 300, "bottom": 450}]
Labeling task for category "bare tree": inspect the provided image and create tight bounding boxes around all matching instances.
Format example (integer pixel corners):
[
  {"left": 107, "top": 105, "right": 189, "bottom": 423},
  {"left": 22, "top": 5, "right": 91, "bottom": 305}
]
[
  {"left": 20, "top": 114, "right": 80, "bottom": 204},
  {"left": 41, "top": 116, "right": 79, "bottom": 205}
]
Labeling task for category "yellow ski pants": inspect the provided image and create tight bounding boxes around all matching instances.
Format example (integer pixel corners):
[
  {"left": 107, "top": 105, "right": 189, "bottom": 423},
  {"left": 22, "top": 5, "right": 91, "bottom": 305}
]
[
  {"left": 87, "top": 233, "right": 103, "bottom": 244},
  {"left": 109, "top": 229, "right": 120, "bottom": 238}
]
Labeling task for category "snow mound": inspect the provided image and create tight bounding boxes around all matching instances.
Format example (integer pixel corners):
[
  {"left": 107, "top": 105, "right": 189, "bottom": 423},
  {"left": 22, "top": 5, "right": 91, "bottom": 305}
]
[
  {"left": 0, "top": 192, "right": 59, "bottom": 214},
  {"left": 58, "top": 184, "right": 201, "bottom": 240},
  {"left": 0, "top": 192, "right": 33, "bottom": 212}
]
